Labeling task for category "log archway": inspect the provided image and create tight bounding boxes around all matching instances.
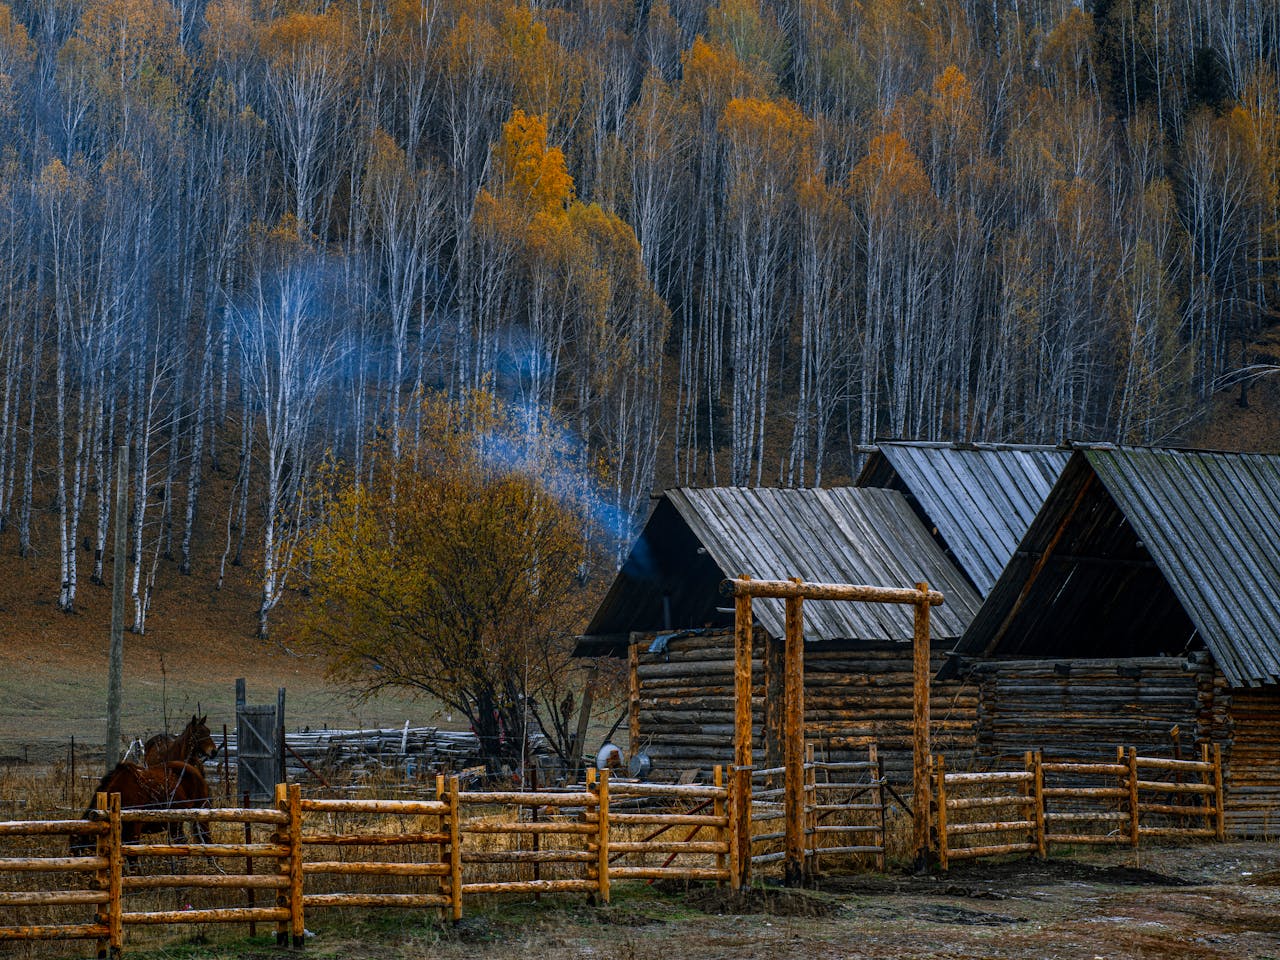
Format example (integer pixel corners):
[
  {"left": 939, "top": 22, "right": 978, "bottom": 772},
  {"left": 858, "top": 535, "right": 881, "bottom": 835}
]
[{"left": 722, "top": 577, "right": 944, "bottom": 886}]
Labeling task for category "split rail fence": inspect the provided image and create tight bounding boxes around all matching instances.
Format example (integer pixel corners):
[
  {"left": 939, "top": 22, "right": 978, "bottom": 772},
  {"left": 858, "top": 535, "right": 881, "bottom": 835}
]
[
  {"left": 0, "top": 769, "right": 732, "bottom": 956},
  {"left": 934, "top": 745, "right": 1225, "bottom": 869}
]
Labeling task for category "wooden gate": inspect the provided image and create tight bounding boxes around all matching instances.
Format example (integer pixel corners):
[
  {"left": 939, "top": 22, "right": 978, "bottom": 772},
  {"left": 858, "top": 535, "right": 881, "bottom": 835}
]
[{"left": 237, "top": 706, "right": 279, "bottom": 803}]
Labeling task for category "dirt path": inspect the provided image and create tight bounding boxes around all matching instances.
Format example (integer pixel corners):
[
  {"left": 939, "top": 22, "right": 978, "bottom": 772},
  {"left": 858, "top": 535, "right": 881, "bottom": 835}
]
[{"left": 131, "top": 843, "right": 1280, "bottom": 960}]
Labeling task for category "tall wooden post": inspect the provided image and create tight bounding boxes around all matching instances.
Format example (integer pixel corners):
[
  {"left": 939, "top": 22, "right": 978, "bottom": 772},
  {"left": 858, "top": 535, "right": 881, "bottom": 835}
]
[
  {"left": 286, "top": 783, "right": 304, "bottom": 948},
  {"left": 627, "top": 643, "right": 640, "bottom": 756},
  {"left": 912, "top": 581, "right": 932, "bottom": 867},
  {"left": 783, "top": 592, "right": 805, "bottom": 887},
  {"left": 733, "top": 584, "right": 753, "bottom": 886},
  {"left": 106, "top": 445, "right": 128, "bottom": 768}
]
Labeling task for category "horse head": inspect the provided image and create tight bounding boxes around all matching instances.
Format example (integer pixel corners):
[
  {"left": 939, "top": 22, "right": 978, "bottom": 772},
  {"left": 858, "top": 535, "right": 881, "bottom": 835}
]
[{"left": 188, "top": 714, "right": 218, "bottom": 761}]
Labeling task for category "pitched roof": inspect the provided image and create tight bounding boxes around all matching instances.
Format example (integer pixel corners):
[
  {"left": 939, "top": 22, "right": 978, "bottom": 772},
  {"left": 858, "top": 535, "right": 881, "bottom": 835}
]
[
  {"left": 953, "top": 447, "right": 1280, "bottom": 687},
  {"left": 579, "top": 486, "right": 982, "bottom": 653},
  {"left": 857, "top": 442, "right": 1071, "bottom": 594}
]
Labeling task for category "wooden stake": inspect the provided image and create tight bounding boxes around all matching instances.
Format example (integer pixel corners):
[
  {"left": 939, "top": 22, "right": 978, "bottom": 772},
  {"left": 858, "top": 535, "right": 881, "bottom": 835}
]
[
  {"left": 596, "top": 769, "right": 610, "bottom": 905},
  {"left": 871, "top": 744, "right": 886, "bottom": 871},
  {"left": 286, "top": 783, "right": 304, "bottom": 948},
  {"left": 783, "top": 592, "right": 804, "bottom": 888},
  {"left": 1212, "top": 743, "right": 1225, "bottom": 842},
  {"left": 627, "top": 643, "right": 640, "bottom": 756},
  {"left": 1127, "top": 747, "right": 1140, "bottom": 847},
  {"left": 273, "top": 783, "right": 289, "bottom": 948},
  {"left": 1029, "top": 751, "right": 1046, "bottom": 858},
  {"left": 727, "top": 766, "right": 740, "bottom": 891},
  {"left": 447, "top": 777, "right": 462, "bottom": 922},
  {"left": 733, "top": 586, "right": 753, "bottom": 886},
  {"left": 712, "top": 766, "right": 727, "bottom": 885},
  {"left": 107, "top": 792, "right": 122, "bottom": 958},
  {"left": 935, "top": 755, "right": 948, "bottom": 871},
  {"left": 912, "top": 583, "right": 932, "bottom": 867},
  {"left": 804, "top": 743, "right": 817, "bottom": 877}
]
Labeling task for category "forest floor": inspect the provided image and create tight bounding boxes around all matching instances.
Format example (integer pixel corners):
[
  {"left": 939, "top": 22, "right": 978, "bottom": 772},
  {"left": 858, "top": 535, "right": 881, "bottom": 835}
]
[{"left": 112, "top": 842, "right": 1280, "bottom": 960}]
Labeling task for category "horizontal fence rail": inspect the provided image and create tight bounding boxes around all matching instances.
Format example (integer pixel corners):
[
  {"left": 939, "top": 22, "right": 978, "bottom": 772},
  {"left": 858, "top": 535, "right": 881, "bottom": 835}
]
[
  {"left": 0, "top": 742, "right": 1232, "bottom": 954},
  {"left": 935, "top": 745, "right": 1224, "bottom": 869},
  {"left": 0, "top": 768, "right": 742, "bottom": 956}
]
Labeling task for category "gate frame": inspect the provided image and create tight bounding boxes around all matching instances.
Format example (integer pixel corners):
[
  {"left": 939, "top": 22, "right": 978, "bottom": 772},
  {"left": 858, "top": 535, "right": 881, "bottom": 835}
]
[{"left": 722, "top": 577, "right": 943, "bottom": 886}]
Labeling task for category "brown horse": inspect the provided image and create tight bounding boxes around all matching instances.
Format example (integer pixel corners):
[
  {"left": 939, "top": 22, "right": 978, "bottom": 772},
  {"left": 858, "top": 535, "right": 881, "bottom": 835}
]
[
  {"left": 143, "top": 714, "right": 218, "bottom": 768},
  {"left": 71, "top": 761, "right": 212, "bottom": 856}
]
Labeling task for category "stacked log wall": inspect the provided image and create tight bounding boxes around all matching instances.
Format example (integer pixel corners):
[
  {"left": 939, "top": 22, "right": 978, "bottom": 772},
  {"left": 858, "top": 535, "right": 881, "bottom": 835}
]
[
  {"left": 632, "top": 630, "right": 765, "bottom": 779},
  {"left": 1224, "top": 687, "right": 1280, "bottom": 838},
  {"left": 631, "top": 633, "right": 978, "bottom": 786},
  {"left": 971, "top": 658, "right": 1218, "bottom": 763}
]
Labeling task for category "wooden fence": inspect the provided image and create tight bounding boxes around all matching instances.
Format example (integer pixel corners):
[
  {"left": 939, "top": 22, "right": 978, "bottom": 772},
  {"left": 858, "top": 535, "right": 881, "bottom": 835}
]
[
  {"left": 935, "top": 745, "right": 1225, "bottom": 869},
  {"left": 0, "top": 769, "right": 732, "bottom": 956},
  {"left": 750, "top": 744, "right": 886, "bottom": 876}
]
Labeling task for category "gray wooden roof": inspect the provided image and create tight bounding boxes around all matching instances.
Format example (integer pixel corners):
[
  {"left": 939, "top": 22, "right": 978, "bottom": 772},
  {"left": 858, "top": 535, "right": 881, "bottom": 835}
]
[
  {"left": 953, "top": 448, "right": 1280, "bottom": 688},
  {"left": 580, "top": 486, "right": 981, "bottom": 651},
  {"left": 1085, "top": 448, "right": 1280, "bottom": 687},
  {"left": 857, "top": 443, "right": 1070, "bottom": 594}
]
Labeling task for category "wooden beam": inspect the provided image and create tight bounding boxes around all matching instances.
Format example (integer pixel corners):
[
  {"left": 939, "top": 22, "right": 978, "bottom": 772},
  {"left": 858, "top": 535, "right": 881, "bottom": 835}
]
[
  {"left": 783, "top": 591, "right": 805, "bottom": 888},
  {"left": 912, "top": 582, "right": 932, "bottom": 867},
  {"left": 733, "top": 587, "right": 753, "bottom": 886},
  {"left": 722, "top": 578, "right": 944, "bottom": 605}
]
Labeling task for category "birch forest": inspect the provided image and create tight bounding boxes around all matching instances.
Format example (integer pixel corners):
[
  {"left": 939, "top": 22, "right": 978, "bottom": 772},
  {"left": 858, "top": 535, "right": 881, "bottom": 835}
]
[{"left": 0, "top": 0, "right": 1276, "bottom": 634}]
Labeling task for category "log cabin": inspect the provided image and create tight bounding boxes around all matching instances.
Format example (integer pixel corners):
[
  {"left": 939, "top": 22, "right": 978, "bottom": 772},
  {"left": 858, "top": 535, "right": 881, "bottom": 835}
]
[
  {"left": 574, "top": 486, "right": 982, "bottom": 784},
  {"left": 943, "top": 446, "right": 1280, "bottom": 837}
]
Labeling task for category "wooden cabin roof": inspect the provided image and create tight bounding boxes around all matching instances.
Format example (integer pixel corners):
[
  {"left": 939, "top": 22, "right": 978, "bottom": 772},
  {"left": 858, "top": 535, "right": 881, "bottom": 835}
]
[
  {"left": 576, "top": 486, "right": 983, "bottom": 656},
  {"left": 856, "top": 442, "right": 1070, "bottom": 594},
  {"left": 952, "top": 447, "right": 1280, "bottom": 687}
]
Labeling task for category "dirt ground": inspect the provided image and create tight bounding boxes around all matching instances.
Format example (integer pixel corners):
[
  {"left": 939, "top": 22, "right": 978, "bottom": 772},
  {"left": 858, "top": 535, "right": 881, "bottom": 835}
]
[{"left": 111, "top": 842, "right": 1280, "bottom": 960}]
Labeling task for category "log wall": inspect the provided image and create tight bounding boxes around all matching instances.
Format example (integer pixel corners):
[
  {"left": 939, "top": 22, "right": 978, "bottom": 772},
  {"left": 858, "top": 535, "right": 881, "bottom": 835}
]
[
  {"left": 971, "top": 658, "right": 1220, "bottom": 764},
  {"left": 970, "top": 656, "right": 1280, "bottom": 838},
  {"left": 631, "top": 631, "right": 979, "bottom": 786},
  {"left": 1225, "top": 687, "right": 1280, "bottom": 838}
]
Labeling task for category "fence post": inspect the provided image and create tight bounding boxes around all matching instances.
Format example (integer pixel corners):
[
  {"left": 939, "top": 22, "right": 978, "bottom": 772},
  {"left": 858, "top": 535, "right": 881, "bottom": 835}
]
[
  {"left": 1212, "top": 743, "right": 1225, "bottom": 842},
  {"left": 286, "top": 783, "right": 304, "bottom": 948},
  {"left": 1127, "top": 747, "right": 1140, "bottom": 847},
  {"left": 1032, "top": 751, "right": 1046, "bottom": 859},
  {"left": 108, "top": 792, "right": 122, "bottom": 957},
  {"left": 804, "top": 743, "right": 817, "bottom": 878},
  {"left": 713, "top": 765, "right": 727, "bottom": 885},
  {"left": 448, "top": 776, "right": 462, "bottom": 922},
  {"left": 934, "top": 755, "right": 948, "bottom": 872},
  {"left": 727, "top": 766, "right": 741, "bottom": 891},
  {"left": 871, "top": 743, "right": 886, "bottom": 872},
  {"left": 94, "top": 791, "right": 108, "bottom": 959},
  {"left": 274, "top": 783, "right": 289, "bottom": 947},
  {"left": 596, "top": 768, "right": 610, "bottom": 905}
]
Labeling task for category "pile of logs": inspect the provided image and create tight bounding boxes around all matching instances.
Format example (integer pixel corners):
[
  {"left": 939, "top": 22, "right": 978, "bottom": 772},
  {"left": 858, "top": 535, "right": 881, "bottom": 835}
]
[{"left": 210, "top": 726, "right": 524, "bottom": 784}]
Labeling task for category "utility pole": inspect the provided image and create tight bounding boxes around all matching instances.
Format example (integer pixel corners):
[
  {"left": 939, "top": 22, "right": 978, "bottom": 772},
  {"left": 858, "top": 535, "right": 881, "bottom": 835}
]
[{"left": 106, "top": 445, "right": 128, "bottom": 769}]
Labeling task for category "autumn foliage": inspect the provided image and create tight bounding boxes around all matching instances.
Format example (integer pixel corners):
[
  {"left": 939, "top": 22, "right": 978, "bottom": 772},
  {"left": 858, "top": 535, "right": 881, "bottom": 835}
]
[{"left": 0, "top": 0, "right": 1277, "bottom": 630}]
